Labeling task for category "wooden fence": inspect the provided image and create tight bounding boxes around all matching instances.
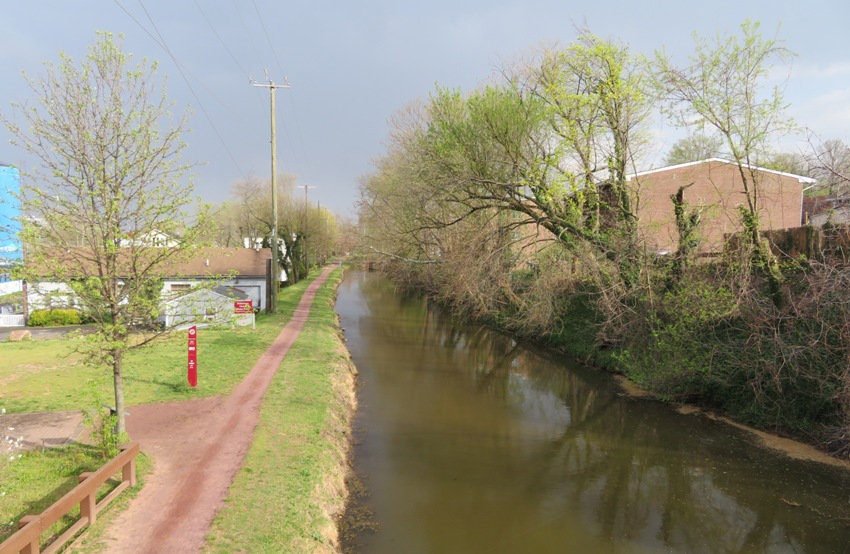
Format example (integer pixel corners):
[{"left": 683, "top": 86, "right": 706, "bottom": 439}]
[
  {"left": 0, "top": 442, "right": 140, "bottom": 554},
  {"left": 763, "top": 224, "right": 850, "bottom": 261}
]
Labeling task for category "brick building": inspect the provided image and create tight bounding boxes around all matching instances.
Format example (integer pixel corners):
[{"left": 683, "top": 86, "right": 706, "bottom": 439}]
[{"left": 628, "top": 158, "right": 814, "bottom": 253}]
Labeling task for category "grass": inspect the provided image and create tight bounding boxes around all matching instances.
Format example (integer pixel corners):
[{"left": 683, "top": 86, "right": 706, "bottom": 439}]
[
  {"left": 204, "top": 267, "right": 355, "bottom": 553},
  {"left": 0, "top": 277, "right": 317, "bottom": 413},
  {"left": 0, "top": 445, "right": 152, "bottom": 545}
]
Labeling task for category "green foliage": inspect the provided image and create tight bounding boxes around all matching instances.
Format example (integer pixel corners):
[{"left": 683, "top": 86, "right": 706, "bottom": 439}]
[
  {"left": 664, "top": 134, "right": 724, "bottom": 165},
  {"left": 4, "top": 33, "right": 215, "bottom": 434},
  {"left": 84, "top": 407, "right": 129, "bottom": 459},
  {"left": 0, "top": 291, "right": 23, "bottom": 307},
  {"left": 28, "top": 308, "right": 83, "bottom": 327},
  {"left": 616, "top": 279, "right": 739, "bottom": 398}
]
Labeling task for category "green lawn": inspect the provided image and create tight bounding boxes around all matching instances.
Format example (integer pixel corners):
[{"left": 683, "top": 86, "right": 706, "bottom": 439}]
[
  {"left": 0, "top": 446, "right": 152, "bottom": 545},
  {"left": 0, "top": 277, "right": 315, "bottom": 413}
]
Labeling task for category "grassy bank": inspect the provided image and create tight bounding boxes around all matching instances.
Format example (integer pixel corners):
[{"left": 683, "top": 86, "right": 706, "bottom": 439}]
[{"left": 204, "top": 268, "right": 355, "bottom": 553}]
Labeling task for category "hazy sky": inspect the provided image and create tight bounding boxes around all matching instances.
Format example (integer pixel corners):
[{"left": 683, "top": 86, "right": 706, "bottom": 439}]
[{"left": 2, "top": 1, "right": 849, "bottom": 217}]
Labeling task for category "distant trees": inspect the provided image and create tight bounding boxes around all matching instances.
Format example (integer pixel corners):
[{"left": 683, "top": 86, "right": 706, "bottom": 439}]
[
  {"left": 664, "top": 134, "right": 724, "bottom": 166},
  {"left": 3, "top": 34, "right": 211, "bottom": 435},
  {"left": 213, "top": 174, "right": 339, "bottom": 284},
  {"left": 806, "top": 137, "right": 850, "bottom": 196}
]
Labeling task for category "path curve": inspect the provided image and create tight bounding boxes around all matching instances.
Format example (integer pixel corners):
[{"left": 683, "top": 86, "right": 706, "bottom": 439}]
[{"left": 90, "top": 267, "right": 335, "bottom": 553}]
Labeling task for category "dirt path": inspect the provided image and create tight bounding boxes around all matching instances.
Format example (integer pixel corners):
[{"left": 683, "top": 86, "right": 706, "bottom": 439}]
[{"left": 88, "top": 267, "right": 335, "bottom": 553}]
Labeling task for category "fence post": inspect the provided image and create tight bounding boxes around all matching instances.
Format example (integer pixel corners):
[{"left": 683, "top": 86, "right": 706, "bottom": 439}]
[
  {"left": 15, "top": 516, "right": 38, "bottom": 554},
  {"left": 78, "top": 472, "right": 96, "bottom": 525},
  {"left": 120, "top": 444, "right": 137, "bottom": 487}
]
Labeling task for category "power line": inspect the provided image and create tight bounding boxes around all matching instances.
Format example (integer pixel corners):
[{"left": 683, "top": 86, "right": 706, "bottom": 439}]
[
  {"left": 248, "top": 1, "right": 311, "bottom": 184},
  {"left": 194, "top": 0, "right": 266, "bottom": 115},
  {"left": 114, "top": 0, "right": 248, "bottom": 179},
  {"left": 193, "top": 0, "right": 250, "bottom": 78},
  {"left": 250, "top": 0, "right": 287, "bottom": 79}
]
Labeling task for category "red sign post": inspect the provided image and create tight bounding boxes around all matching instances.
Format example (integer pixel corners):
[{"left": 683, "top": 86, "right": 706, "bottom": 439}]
[{"left": 187, "top": 325, "right": 198, "bottom": 387}]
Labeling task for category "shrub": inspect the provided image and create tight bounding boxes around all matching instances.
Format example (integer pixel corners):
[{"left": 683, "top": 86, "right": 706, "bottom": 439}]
[{"left": 28, "top": 308, "right": 83, "bottom": 327}]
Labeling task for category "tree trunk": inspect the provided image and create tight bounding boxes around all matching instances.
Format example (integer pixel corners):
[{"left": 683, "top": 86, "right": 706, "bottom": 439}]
[{"left": 113, "top": 348, "right": 126, "bottom": 436}]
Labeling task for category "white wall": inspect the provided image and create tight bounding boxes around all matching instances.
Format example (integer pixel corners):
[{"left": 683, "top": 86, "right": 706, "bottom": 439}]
[{"left": 0, "top": 280, "right": 22, "bottom": 295}]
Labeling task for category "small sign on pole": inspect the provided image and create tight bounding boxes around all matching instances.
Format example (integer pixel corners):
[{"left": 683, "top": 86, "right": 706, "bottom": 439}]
[
  {"left": 234, "top": 300, "right": 255, "bottom": 329},
  {"left": 234, "top": 300, "right": 253, "bottom": 314},
  {"left": 188, "top": 325, "right": 198, "bottom": 387}
]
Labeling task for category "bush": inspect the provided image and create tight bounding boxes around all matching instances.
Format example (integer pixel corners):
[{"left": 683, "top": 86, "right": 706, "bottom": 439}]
[{"left": 28, "top": 308, "right": 83, "bottom": 327}]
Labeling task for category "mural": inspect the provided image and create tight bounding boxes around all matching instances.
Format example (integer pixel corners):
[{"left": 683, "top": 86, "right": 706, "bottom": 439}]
[{"left": 0, "top": 164, "right": 22, "bottom": 269}]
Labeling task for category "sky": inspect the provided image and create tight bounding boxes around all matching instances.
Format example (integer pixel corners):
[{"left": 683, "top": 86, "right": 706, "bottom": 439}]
[{"left": 1, "top": 1, "right": 849, "bottom": 218}]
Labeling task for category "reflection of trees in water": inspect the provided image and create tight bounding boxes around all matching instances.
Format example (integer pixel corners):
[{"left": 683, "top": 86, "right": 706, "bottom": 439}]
[{"left": 351, "top": 273, "right": 850, "bottom": 552}]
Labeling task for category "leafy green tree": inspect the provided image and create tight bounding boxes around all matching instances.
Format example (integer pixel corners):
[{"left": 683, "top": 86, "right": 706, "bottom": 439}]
[
  {"left": 653, "top": 19, "right": 796, "bottom": 295},
  {"left": 3, "top": 34, "right": 210, "bottom": 435}
]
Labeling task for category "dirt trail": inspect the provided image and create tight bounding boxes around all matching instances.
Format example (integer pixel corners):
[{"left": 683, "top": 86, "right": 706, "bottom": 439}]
[{"left": 87, "top": 267, "right": 335, "bottom": 553}]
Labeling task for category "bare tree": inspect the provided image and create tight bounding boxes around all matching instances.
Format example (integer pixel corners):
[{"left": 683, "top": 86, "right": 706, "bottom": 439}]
[{"left": 805, "top": 136, "right": 850, "bottom": 196}]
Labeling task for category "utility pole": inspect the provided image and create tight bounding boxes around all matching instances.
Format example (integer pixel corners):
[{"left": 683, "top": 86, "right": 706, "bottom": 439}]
[
  {"left": 297, "top": 184, "right": 315, "bottom": 277},
  {"left": 251, "top": 74, "right": 289, "bottom": 313}
]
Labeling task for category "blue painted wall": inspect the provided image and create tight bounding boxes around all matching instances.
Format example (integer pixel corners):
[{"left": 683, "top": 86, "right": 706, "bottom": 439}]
[{"left": 0, "top": 164, "right": 22, "bottom": 265}]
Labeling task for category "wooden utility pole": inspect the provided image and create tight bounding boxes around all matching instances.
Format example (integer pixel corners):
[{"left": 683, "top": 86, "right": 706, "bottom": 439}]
[{"left": 251, "top": 75, "right": 289, "bottom": 313}]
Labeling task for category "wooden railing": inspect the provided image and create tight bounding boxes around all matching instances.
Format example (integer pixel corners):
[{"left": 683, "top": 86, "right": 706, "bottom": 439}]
[{"left": 0, "top": 442, "right": 140, "bottom": 554}]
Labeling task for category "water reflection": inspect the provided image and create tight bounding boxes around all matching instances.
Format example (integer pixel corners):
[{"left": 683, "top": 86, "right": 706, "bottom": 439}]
[{"left": 338, "top": 272, "right": 850, "bottom": 553}]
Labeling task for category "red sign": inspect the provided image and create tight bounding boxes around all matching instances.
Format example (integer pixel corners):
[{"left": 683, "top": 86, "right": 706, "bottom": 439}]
[
  {"left": 187, "top": 325, "right": 197, "bottom": 387},
  {"left": 234, "top": 300, "right": 253, "bottom": 314}
]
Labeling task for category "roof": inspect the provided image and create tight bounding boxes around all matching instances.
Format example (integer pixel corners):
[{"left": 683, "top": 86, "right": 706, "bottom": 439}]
[
  {"left": 627, "top": 158, "right": 816, "bottom": 184},
  {"left": 212, "top": 285, "right": 250, "bottom": 300},
  {"left": 27, "top": 247, "right": 271, "bottom": 280},
  {"left": 169, "top": 248, "right": 271, "bottom": 277}
]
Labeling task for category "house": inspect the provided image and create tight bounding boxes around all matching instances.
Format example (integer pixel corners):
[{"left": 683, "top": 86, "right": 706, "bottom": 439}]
[
  {"left": 802, "top": 195, "right": 850, "bottom": 227},
  {"left": 118, "top": 229, "right": 180, "bottom": 248},
  {"left": 24, "top": 247, "right": 277, "bottom": 325},
  {"left": 160, "top": 248, "right": 274, "bottom": 313},
  {"left": 628, "top": 158, "right": 814, "bottom": 253}
]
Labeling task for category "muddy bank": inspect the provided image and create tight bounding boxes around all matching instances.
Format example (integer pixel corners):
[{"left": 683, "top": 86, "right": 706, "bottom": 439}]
[{"left": 613, "top": 374, "right": 850, "bottom": 471}]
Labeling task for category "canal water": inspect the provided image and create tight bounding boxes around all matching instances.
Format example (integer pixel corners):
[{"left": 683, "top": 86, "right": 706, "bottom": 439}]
[{"left": 336, "top": 271, "right": 850, "bottom": 553}]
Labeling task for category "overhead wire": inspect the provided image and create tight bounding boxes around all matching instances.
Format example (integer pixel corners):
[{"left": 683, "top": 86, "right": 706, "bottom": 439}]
[
  {"left": 116, "top": 0, "right": 316, "bottom": 194},
  {"left": 113, "top": 0, "right": 248, "bottom": 180},
  {"left": 249, "top": 0, "right": 314, "bottom": 187}
]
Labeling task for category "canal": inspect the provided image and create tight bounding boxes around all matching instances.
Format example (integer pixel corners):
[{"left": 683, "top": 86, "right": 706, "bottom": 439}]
[{"left": 336, "top": 271, "right": 850, "bottom": 553}]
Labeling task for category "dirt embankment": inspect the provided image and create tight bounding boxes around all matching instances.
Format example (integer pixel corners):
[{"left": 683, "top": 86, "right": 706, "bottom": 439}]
[
  {"left": 613, "top": 374, "right": 850, "bottom": 471},
  {"left": 312, "top": 339, "right": 358, "bottom": 552}
]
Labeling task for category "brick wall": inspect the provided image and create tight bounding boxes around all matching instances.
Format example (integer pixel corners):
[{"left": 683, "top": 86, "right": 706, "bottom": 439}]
[{"left": 631, "top": 160, "right": 805, "bottom": 253}]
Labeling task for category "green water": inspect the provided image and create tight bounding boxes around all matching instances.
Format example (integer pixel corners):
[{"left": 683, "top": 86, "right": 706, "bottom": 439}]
[{"left": 336, "top": 271, "right": 850, "bottom": 553}]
